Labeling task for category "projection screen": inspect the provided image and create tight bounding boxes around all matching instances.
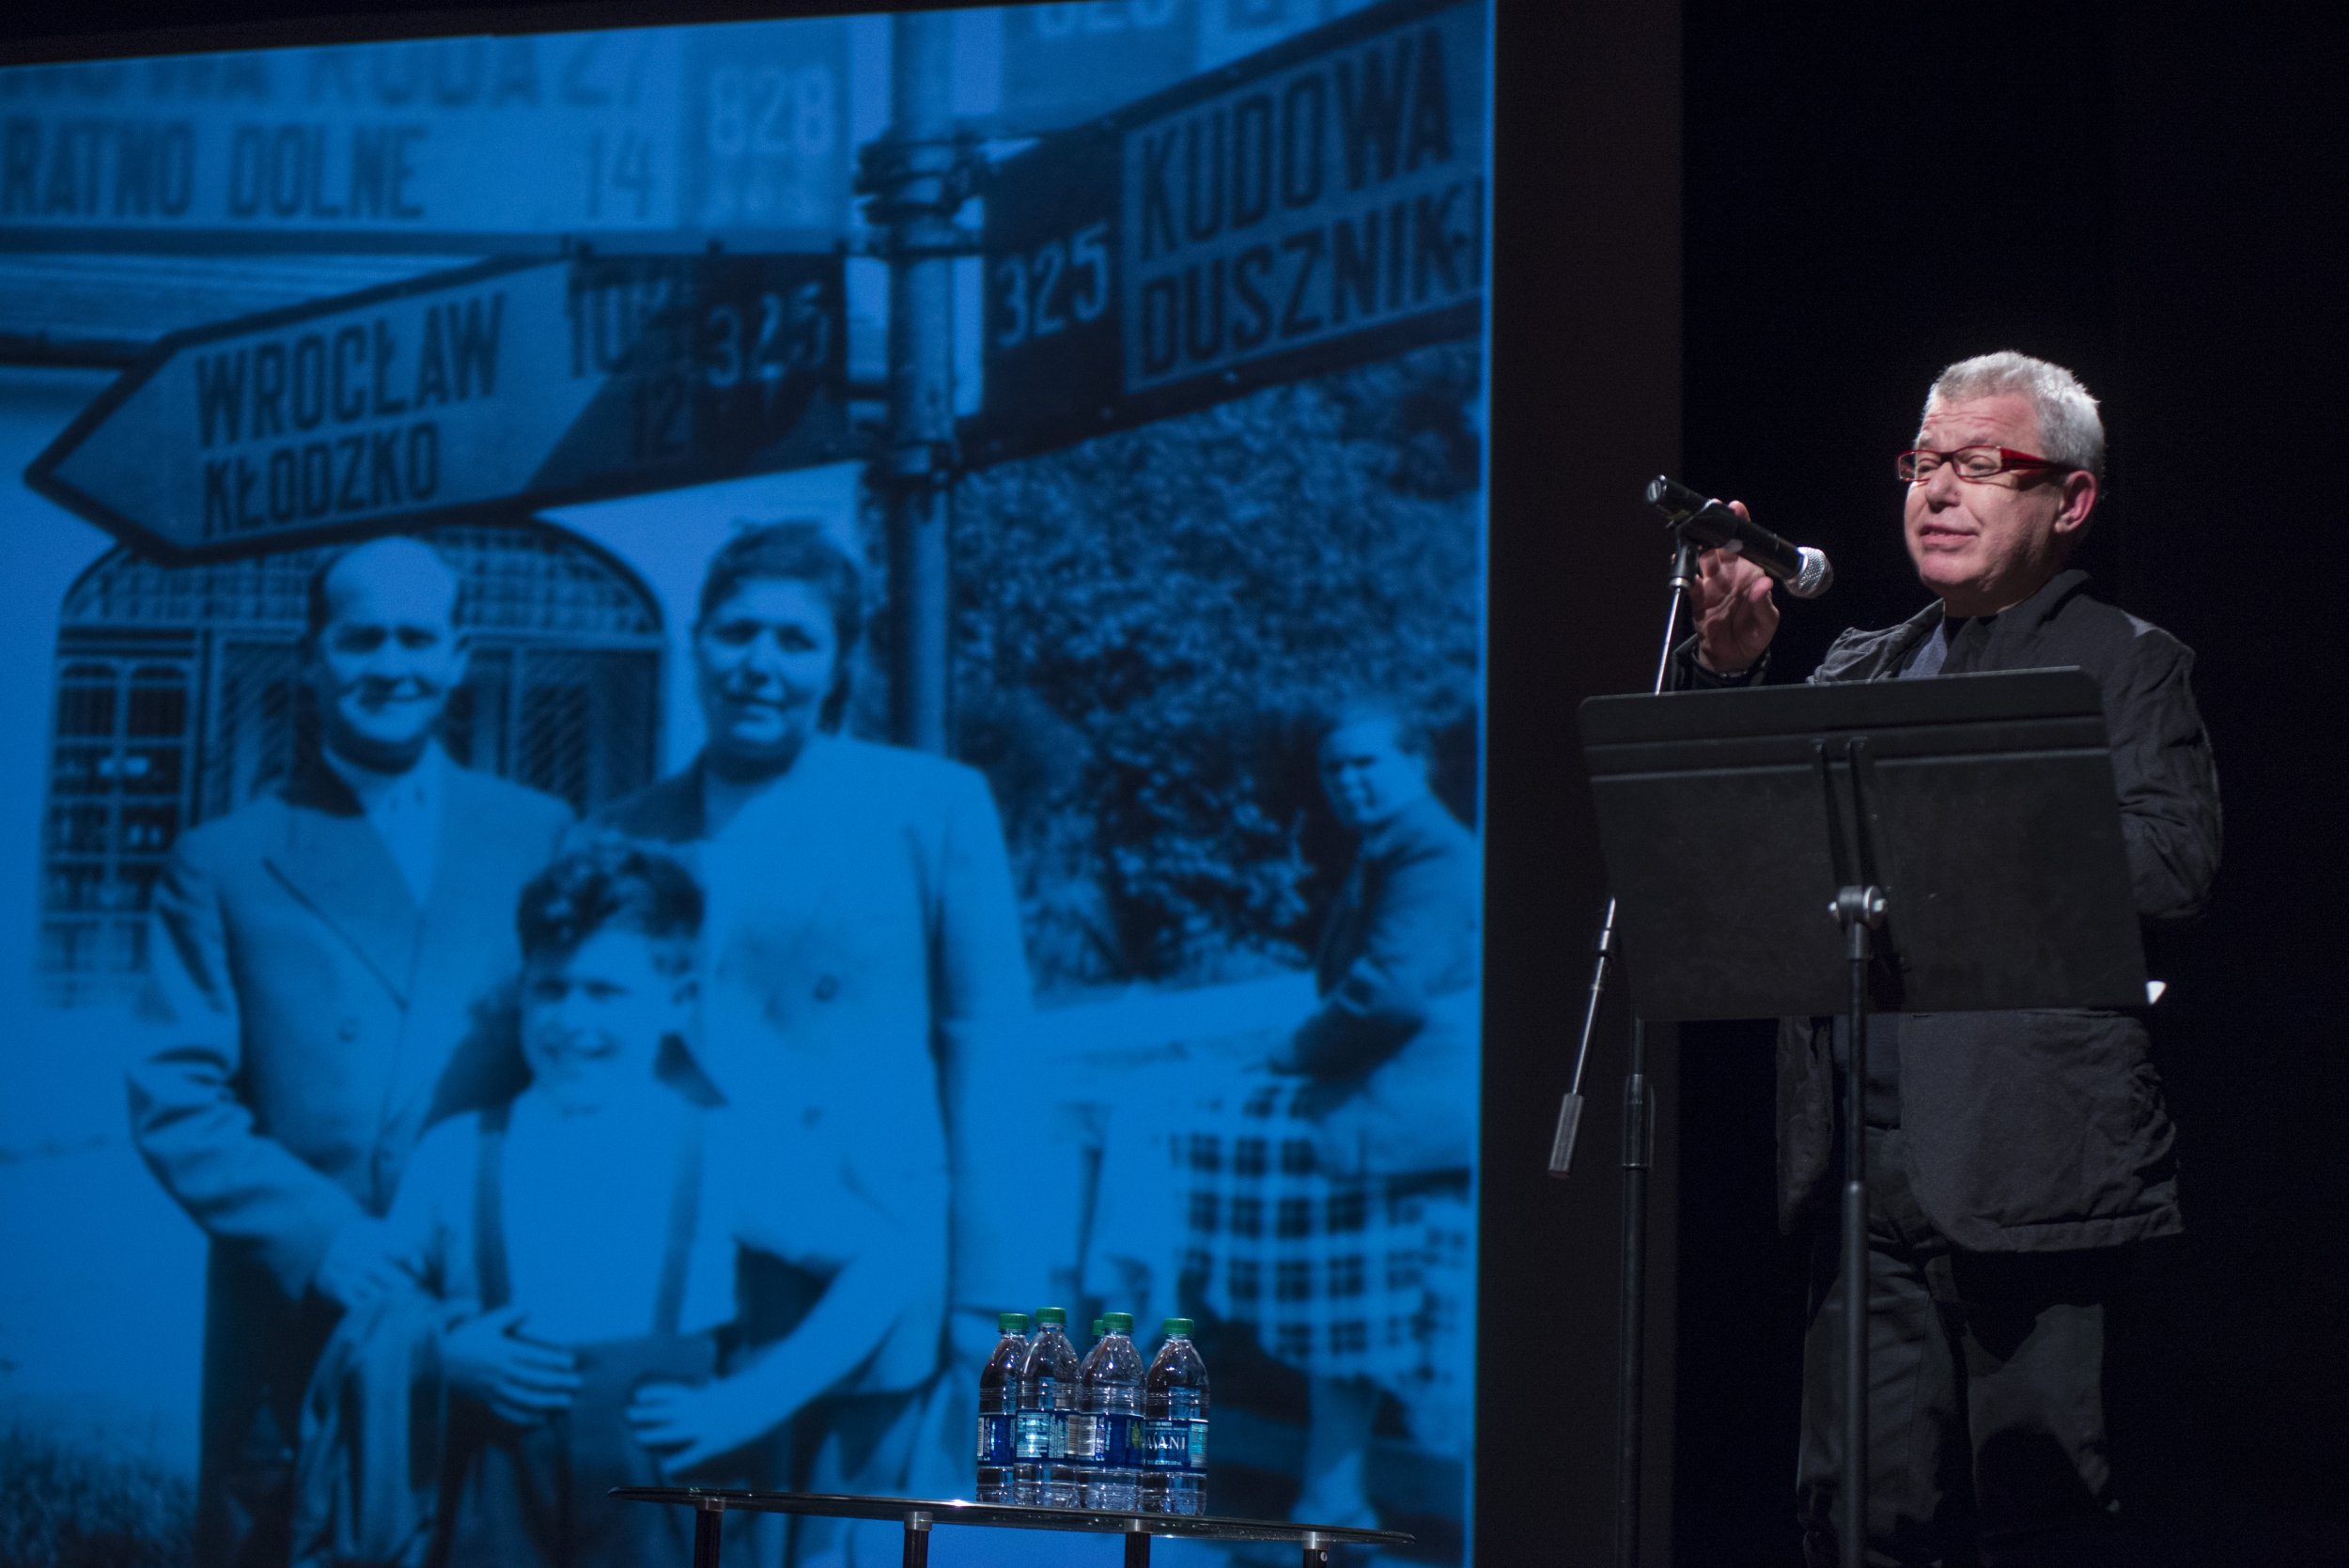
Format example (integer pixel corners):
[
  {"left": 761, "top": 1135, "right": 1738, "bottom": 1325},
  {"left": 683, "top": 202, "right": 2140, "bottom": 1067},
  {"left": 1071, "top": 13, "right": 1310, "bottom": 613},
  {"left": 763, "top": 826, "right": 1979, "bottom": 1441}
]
[{"left": 0, "top": 3, "right": 1490, "bottom": 1563}]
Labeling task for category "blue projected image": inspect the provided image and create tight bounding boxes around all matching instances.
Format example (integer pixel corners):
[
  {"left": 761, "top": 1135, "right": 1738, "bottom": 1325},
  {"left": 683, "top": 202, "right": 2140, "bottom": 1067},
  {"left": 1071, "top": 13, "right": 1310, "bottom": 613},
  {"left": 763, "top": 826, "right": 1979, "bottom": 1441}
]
[{"left": 0, "top": 4, "right": 1489, "bottom": 1566}]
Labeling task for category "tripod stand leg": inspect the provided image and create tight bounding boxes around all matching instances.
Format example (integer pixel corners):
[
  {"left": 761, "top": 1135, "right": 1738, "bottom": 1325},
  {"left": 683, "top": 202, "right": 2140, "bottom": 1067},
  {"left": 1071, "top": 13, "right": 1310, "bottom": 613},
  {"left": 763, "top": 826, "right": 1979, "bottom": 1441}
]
[{"left": 1550, "top": 903, "right": 1619, "bottom": 1176}]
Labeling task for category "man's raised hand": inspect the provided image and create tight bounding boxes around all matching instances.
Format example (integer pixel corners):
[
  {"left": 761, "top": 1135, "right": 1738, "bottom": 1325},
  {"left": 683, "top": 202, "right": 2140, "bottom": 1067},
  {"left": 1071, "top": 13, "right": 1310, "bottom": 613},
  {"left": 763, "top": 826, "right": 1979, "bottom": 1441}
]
[{"left": 1691, "top": 501, "right": 1781, "bottom": 674}]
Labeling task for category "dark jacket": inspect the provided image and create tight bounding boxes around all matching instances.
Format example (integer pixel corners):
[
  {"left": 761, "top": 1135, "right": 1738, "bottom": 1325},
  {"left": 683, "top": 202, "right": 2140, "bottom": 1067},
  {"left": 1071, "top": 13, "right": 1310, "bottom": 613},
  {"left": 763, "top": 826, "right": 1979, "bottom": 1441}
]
[
  {"left": 1274, "top": 793, "right": 1482, "bottom": 1176},
  {"left": 131, "top": 756, "right": 572, "bottom": 1565},
  {"left": 1280, "top": 793, "right": 1482, "bottom": 1081},
  {"left": 1771, "top": 569, "right": 2221, "bottom": 1250}
]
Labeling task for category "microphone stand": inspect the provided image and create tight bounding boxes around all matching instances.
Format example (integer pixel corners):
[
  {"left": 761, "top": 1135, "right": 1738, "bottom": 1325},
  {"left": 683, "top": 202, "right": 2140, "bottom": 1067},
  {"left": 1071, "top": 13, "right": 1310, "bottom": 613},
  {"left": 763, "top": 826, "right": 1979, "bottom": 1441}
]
[{"left": 1548, "top": 525, "right": 1702, "bottom": 1568}]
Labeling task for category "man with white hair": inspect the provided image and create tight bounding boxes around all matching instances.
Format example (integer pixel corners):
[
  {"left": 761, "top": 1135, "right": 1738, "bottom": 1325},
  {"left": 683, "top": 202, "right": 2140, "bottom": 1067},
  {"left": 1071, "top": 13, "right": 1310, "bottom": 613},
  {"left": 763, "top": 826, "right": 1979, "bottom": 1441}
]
[
  {"left": 1684, "top": 352, "right": 2222, "bottom": 1566},
  {"left": 130, "top": 536, "right": 573, "bottom": 1567}
]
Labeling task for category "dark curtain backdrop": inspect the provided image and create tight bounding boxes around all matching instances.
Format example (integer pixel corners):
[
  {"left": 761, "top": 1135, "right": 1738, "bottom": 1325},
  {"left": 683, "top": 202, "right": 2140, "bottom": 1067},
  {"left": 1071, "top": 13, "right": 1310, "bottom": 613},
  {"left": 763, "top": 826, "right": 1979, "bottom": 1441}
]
[
  {"left": 1674, "top": 7, "right": 2349, "bottom": 1564},
  {"left": 1482, "top": 0, "right": 1681, "bottom": 1562}
]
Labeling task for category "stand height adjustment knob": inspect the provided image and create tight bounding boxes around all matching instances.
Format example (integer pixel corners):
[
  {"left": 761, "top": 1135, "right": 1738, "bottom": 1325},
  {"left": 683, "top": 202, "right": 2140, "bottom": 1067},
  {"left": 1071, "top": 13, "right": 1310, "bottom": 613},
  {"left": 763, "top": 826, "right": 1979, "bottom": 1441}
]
[{"left": 1830, "top": 885, "right": 1887, "bottom": 926}]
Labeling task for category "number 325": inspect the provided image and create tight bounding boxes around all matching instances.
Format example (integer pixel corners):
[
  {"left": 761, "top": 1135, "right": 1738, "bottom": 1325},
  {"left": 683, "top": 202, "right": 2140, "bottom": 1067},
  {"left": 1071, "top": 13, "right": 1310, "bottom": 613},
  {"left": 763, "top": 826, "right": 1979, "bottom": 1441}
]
[{"left": 993, "top": 222, "right": 1109, "bottom": 350}]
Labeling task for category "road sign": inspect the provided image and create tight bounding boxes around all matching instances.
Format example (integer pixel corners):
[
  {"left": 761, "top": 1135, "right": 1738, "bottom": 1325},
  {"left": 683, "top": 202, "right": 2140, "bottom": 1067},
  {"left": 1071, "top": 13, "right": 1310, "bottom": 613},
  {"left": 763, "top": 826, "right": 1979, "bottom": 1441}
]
[
  {"left": 998, "top": 2, "right": 1386, "bottom": 135},
  {"left": 969, "top": 0, "right": 1485, "bottom": 465},
  {"left": 26, "top": 253, "right": 848, "bottom": 560},
  {"left": 1000, "top": 2, "right": 1202, "bottom": 133},
  {"left": 0, "top": 20, "right": 848, "bottom": 251}
]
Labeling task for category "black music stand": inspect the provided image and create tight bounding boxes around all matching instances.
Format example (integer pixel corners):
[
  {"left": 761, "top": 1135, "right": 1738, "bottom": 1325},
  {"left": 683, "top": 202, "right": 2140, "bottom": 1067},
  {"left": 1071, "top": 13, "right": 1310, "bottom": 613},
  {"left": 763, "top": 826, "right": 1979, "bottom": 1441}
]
[{"left": 1579, "top": 668, "right": 2148, "bottom": 1568}]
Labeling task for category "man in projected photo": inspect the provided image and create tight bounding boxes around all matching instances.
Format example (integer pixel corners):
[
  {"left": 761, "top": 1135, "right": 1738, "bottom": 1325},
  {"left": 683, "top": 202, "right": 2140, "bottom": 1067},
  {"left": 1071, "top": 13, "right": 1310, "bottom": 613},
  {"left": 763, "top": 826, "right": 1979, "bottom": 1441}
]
[
  {"left": 130, "top": 536, "right": 574, "bottom": 1568},
  {"left": 1178, "top": 702, "right": 1478, "bottom": 1531},
  {"left": 591, "top": 521, "right": 1032, "bottom": 1561},
  {"left": 1682, "top": 351, "right": 2222, "bottom": 1566}
]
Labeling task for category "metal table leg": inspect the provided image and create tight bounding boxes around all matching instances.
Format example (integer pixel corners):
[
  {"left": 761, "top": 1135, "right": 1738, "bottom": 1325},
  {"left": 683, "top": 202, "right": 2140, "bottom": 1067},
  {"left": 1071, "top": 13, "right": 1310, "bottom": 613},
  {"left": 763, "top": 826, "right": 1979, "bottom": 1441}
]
[
  {"left": 1300, "top": 1529, "right": 1330, "bottom": 1568},
  {"left": 901, "top": 1510, "right": 932, "bottom": 1568},
  {"left": 1123, "top": 1522, "right": 1152, "bottom": 1568},
  {"left": 692, "top": 1500, "right": 723, "bottom": 1568}
]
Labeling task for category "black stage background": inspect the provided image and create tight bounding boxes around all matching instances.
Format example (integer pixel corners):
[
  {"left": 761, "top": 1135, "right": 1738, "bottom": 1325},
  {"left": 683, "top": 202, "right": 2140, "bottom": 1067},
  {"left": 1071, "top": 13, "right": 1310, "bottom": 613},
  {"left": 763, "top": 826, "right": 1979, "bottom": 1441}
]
[
  {"left": 5, "top": 3, "right": 2342, "bottom": 1565},
  {"left": 1668, "top": 6, "right": 2349, "bottom": 1565}
]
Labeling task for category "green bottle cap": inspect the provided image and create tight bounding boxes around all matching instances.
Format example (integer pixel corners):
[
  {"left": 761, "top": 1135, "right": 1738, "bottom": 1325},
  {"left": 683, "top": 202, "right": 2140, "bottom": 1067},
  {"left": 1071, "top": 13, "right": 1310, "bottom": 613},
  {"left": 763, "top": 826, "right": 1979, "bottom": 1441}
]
[
  {"left": 1162, "top": 1317, "right": 1195, "bottom": 1337},
  {"left": 1000, "top": 1312, "right": 1030, "bottom": 1334},
  {"left": 1103, "top": 1312, "right": 1135, "bottom": 1333},
  {"left": 1092, "top": 1319, "right": 1104, "bottom": 1337},
  {"left": 1035, "top": 1307, "right": 1067, "bottom": 1326}
]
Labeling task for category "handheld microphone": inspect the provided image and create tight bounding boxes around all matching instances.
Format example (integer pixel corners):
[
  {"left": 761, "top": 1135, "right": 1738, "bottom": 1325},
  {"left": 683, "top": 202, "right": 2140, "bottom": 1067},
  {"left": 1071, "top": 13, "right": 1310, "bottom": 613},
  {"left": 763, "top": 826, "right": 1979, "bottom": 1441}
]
[{"left": 1644, "top": 475, "right": 1834, "bottom": 599}]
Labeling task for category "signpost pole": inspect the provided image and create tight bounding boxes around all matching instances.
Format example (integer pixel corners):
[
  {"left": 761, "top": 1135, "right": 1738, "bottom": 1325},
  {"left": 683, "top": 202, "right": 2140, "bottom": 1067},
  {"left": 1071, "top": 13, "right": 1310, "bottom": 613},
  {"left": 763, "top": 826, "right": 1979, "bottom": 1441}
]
[{"left": 875, "top": 11, "right": 963, "bottom": 755}]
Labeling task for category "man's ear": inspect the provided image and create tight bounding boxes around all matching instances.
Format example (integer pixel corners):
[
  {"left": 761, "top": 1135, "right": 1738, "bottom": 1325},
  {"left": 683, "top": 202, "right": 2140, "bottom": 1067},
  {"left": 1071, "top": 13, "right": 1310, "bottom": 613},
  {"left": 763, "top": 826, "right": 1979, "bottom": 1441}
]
[
  {"left": 2052, "top": 470, "right": 2099, "bottom": 541},
  {"left": 445, "top": 629, "right": 474, "bottom": 686}
]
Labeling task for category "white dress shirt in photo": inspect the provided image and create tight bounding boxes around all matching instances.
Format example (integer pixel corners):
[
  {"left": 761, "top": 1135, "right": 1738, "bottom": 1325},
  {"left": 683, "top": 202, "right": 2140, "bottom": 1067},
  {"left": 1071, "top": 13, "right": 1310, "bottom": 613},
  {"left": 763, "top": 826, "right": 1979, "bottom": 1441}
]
[{"left": 322, "top": 740, "right": 448, "bottom": 906}]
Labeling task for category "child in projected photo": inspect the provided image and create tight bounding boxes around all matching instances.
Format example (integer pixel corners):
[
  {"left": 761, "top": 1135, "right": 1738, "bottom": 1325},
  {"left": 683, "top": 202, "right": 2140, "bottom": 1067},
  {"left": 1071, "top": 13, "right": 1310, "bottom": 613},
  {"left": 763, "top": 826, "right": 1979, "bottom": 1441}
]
[{"left": 372, "top": 844, "right": 914, "bottom": 1568}]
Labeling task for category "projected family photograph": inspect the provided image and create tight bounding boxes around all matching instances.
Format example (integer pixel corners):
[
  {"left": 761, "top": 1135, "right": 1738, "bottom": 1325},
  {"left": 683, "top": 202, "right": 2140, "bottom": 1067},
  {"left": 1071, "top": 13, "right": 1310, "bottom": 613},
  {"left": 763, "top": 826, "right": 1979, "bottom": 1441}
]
[{"left": 0, "top": 4, "right": 1488, "bottom": 1566}]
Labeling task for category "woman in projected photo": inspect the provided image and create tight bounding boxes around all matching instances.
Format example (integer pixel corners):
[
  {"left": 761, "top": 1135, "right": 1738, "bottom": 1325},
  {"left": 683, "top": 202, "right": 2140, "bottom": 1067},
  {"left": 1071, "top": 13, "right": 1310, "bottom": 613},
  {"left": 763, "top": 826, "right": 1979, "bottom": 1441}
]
[
  {"left": 590, "top": 521, "right": 1033, "bottom": 1554},
  {"left": 1179, "top": 702, "right": 1479, "bottom": 1537},
  {"left": 360, "top": 844, "right": 913, "bottom": 1568}
]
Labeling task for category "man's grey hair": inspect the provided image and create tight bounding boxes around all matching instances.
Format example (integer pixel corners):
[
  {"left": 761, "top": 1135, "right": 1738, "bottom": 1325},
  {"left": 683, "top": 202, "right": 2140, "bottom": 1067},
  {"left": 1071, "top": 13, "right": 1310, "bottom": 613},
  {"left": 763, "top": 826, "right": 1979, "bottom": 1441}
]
[
  {"left": 1923, "top": 350, "right": 2106, "bottom": 478},
  {"left": 1318, "top": 697, "right": 1430, "bottom": 761}
]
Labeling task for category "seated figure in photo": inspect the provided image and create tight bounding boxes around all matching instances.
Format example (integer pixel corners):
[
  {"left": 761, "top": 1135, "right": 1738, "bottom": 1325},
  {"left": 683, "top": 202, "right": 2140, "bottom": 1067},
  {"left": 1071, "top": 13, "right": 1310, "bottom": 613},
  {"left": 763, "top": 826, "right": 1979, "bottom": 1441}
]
[
  {"left": 1177, "top": 702, "right": 1481, "bottom": 1531},
  {"left": 377, "top": 843, "right": 916, "bottom": 1568}
]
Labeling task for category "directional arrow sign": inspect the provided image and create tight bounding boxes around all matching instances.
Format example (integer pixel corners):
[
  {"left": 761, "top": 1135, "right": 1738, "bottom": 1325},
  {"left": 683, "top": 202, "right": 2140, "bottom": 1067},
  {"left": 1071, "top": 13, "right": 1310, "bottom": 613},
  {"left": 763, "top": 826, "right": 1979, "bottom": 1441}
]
[
  {"left": 27, "top": 252, "right": 848, "bottom": 560},
  {"left": 968, "top": 0, "right": 1486, "bottom": 465}
]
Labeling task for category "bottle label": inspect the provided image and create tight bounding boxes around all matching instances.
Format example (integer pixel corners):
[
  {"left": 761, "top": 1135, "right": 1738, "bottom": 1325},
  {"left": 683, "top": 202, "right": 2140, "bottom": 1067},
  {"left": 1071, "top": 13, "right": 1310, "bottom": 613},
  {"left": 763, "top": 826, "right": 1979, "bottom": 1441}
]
[
  {"left": 1049, "top": 1407, "right": 1073, "bottom": 1461},
  {"left": 976, "top": 1412, "right": 1015, "bottom": 1465},
  {"left": 1014, "top": 1410, "right": 1052, "bottom": 1461},
  {"left": 1143, "top": 1418, "right": 1208, "bottom": 1471},
  {"left": 1065, "top": 1412, "right": 1105, "bottom": 1461},
  {"left": 1112, "top": 1415, "right": 1150, "bottom": 1469}
]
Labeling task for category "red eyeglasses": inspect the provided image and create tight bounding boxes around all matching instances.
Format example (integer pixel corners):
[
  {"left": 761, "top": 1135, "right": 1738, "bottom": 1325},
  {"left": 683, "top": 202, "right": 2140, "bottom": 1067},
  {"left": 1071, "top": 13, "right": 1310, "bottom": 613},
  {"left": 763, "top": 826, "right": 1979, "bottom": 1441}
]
[{"left": 1896, "top": 446, "right": 2077, "bottom": 483}]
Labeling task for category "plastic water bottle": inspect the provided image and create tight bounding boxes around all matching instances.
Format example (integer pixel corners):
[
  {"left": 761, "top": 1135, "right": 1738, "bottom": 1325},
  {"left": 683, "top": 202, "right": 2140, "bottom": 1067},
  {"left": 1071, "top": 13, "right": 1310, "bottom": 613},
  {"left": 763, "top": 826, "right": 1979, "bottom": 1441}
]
[
  {"left": 1018, "top": 1308, "right": 1081, "bottom": 1507},
  {"left": 1140, "top": 1317, "right": 1210, "bottom": 1515},
  {"left": 1076, "top": 1312, "right": 1145, "bottom": 1511},
  {"left": 975, "top": 1312, "right": 1029, "bottom": 1504}
]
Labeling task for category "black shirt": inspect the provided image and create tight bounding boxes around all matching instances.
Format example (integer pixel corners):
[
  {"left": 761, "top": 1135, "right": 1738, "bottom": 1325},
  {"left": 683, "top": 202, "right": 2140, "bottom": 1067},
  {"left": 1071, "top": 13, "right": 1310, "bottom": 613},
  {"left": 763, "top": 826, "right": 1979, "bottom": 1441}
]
[{"left": 1673, "top": 569, "right": 2223, "bottom": 1144}]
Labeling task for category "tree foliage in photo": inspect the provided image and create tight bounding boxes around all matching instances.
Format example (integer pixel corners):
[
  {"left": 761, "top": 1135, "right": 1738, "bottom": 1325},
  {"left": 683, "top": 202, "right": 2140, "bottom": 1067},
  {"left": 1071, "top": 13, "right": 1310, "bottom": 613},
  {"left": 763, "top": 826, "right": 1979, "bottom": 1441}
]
[{"left": 951, "top": 341, "right": 1485, "bottom": 993}]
